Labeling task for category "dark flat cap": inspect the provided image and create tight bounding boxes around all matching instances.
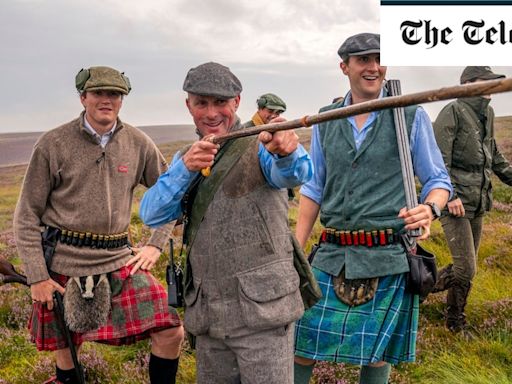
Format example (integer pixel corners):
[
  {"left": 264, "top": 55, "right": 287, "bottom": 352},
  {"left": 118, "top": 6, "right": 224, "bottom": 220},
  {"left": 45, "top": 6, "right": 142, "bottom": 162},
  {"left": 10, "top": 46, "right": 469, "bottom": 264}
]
[
  {"left": 338, "top": 33, "right": 380, "bottom": 61},
  {"left": 460, "top": 66, "right": 505, "bottom": 84},
  {"left": 183, "top": 62, "right": 242, "bottom": 99},
  {"left": 257, "top": 93, "right": 286, "bottom": 112}
]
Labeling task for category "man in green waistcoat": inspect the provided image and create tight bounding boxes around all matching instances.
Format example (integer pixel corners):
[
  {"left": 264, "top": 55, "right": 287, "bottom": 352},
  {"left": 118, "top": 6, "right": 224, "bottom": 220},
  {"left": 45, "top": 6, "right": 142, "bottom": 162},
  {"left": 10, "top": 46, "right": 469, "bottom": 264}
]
[
  {"left": 432, "top": 66, "right": 512, "bottom": 333},
  {"left": 293, "top": 33, "right": 452, "bottom": 384}
]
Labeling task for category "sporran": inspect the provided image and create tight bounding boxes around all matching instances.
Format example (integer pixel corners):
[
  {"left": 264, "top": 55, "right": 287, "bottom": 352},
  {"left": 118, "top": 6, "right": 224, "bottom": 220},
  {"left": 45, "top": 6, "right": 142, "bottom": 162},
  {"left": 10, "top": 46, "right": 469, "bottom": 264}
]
[
  {"left": 63, "top": 273, "right": 111, "bottom": 333},
  {"left": 333, "top": 268, "right": 378, "bottom": 306}
]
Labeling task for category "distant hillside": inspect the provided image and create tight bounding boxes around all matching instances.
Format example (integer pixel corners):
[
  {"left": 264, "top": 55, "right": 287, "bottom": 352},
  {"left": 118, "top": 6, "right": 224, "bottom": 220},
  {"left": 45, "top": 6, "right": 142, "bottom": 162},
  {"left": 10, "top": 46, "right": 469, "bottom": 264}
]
[
  {"left": 0, "top": 124, "right": 196, "bottom": 167},
  {"left": 2, "top": 117, "right": 511, "bottom": 168}
]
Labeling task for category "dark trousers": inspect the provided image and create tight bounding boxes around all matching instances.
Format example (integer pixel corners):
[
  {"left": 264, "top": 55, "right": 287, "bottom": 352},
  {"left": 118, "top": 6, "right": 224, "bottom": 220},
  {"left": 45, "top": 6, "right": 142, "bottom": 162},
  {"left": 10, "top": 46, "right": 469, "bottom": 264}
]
[
  {"left": 440, "top": 214, "right": 483, "bottom": 285},
  {"left": 438, "top": 214, "right": 484, "bottom": 330}
]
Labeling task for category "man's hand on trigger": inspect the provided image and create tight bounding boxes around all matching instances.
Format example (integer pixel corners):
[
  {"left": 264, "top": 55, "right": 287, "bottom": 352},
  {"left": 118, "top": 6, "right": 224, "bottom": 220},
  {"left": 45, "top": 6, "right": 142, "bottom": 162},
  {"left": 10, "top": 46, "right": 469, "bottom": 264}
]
[
  {"left": 126, "top": 245, "right": 161, "bottom": 275},
  {"left": 258, "top": 123, "right": 299, "bottom": 157},
  {"left": 182, "top": 136, "right": 220, "bottom": 172}
]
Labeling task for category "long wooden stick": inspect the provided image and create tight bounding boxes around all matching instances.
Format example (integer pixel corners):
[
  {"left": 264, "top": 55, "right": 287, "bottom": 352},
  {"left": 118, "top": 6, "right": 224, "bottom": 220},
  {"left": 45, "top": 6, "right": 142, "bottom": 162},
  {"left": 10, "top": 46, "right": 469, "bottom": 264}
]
[{"left": 211, "top": 77, "right": 512, "bottom": 144}]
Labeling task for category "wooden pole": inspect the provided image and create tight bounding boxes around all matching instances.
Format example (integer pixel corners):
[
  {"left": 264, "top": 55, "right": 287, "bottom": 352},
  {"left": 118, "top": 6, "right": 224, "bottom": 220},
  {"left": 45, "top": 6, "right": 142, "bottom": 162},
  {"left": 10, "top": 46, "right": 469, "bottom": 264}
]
[{"left": 210, "top": 77, "right": 512, "bottom": 144}]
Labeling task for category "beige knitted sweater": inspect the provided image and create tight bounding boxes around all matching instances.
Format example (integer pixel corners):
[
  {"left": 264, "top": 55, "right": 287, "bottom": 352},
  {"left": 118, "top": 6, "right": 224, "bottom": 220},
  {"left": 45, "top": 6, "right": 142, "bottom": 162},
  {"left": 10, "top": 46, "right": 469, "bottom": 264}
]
[{"left": 14, "top": 113, "right": 171, "bottom": 284}]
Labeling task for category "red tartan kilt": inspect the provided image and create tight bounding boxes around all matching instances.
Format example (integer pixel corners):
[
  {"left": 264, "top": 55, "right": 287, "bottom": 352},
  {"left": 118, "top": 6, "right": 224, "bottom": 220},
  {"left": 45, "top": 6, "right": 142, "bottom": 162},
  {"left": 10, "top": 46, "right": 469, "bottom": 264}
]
[{"left": 29, "top": 265, "right": 181, "bottom": 351}]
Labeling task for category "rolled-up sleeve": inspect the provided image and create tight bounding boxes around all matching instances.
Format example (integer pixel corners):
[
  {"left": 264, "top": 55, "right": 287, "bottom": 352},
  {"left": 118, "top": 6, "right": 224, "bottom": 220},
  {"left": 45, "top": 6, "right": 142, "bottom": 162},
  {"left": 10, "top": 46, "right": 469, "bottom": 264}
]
[
  {"left": 258, "top": 143, "right": 313, "bottom": 189},
  {"left": 299, "top": 125, "right": 325, "bottom": 205}
]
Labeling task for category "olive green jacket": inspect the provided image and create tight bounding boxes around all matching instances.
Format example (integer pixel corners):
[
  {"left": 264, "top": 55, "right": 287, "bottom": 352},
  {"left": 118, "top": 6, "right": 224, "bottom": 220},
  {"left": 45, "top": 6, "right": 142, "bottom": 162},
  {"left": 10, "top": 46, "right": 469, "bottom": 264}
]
[{"left": 433, "top": 99, "right": 512, "bottom": 218}]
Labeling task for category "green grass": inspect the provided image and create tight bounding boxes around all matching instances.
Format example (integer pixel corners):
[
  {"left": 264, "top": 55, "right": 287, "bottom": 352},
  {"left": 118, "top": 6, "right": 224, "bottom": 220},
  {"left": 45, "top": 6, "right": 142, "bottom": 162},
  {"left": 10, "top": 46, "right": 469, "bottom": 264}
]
[
  {"left": 0, "top": 165, "right": 25, "bottom": 232},
  {"left": 1, "top": 118, "right": 512, "bottom": 383}
]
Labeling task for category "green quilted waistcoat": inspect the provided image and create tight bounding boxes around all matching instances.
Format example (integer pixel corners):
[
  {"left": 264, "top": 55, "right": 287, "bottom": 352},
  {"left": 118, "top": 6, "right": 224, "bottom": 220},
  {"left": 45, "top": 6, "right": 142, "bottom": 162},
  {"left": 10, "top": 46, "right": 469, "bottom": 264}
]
[{"left": 312, "top": 101, "right": 417, "bottom": 279}]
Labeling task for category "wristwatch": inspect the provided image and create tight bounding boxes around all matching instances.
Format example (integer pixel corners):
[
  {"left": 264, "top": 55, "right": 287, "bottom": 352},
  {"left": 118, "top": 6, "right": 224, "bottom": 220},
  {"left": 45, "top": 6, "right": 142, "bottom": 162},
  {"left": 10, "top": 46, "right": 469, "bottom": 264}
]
[{"left": 425, "top": 202, "right": 441, "bottom": 220}]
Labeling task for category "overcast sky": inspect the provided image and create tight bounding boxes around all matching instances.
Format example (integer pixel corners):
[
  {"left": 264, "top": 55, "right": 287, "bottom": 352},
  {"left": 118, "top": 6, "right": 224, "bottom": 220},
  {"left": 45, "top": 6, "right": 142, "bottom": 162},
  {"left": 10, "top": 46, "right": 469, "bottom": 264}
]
[{"left": 1, "top": 0, "right": 511, "bottom": 133}]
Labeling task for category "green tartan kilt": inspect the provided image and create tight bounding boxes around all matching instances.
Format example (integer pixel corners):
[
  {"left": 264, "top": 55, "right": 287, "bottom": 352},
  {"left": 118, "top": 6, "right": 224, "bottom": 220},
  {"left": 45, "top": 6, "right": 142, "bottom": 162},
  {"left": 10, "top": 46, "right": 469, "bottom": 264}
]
[{"left": 294, "top": 267, "right": 419, "bottom": 365}]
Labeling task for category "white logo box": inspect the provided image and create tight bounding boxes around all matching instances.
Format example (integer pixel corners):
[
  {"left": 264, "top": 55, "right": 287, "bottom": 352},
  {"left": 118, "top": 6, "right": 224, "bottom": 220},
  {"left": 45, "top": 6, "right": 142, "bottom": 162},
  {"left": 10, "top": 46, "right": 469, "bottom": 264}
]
[{"left": 381, "top": 1, "right": 512, "bottom": 66}]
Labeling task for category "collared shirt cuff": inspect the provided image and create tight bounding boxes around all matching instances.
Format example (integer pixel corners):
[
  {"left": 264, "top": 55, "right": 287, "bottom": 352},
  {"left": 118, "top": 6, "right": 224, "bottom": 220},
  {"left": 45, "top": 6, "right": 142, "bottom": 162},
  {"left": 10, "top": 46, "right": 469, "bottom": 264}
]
[
  {"left": 299, "top": 185, "right": 322, "bottom": 205},
  {"left": 174, "top": 158, "right": 198, "bottom": 180},
  {"left": 272, "top": 149, "right": 300, "bottom": 167}
]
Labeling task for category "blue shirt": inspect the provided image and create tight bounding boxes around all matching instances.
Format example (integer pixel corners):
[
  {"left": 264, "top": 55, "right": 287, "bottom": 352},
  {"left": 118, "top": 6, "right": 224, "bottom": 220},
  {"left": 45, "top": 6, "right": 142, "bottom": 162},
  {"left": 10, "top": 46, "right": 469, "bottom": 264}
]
[
  {"left": 140, "top": 141, "right": 313, "bottom": 227},
  {"left": 301, "top": 91, "right": 453, "bottom": 204}
]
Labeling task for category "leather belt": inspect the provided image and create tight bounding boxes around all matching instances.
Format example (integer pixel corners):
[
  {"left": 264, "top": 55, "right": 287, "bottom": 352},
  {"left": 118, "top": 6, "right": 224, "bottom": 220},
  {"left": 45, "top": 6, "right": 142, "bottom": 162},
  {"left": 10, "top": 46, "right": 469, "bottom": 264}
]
[
  {"left": 321, "top": 228, "right": 401, "bottom": 247},
  {"left": 52, "top": 227, "right": 129, "bottom": 249}
]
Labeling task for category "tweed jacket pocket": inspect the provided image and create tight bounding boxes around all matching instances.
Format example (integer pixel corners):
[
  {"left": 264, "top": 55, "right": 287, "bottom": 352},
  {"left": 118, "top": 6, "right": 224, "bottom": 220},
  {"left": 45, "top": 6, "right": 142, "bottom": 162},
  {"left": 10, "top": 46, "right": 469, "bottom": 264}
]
[
  {"left": 237, "top": 260, "right": 304, "bottom": 330},
  {"left": 183, "top": 278, "right": 209, "bottom": 336}
]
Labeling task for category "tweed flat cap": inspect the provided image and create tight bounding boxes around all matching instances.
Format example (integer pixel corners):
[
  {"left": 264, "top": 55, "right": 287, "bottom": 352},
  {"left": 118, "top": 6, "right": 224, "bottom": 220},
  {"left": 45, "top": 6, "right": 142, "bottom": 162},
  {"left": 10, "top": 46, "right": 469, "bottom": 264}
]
[
  {"left": 76, "top": 66, "right": 131, "bottom": 95},
  {"left": 338, "top": 33, "right": 380, "bottom": 61},
  {"left": 183, "top": 62, "right": 242, "bottom": 99},
  {"left": 258, "top": 93, "right": 286, "bottom": 112},
  {"left": 460, "top": 66, "right": 505, "bottom": 84}
]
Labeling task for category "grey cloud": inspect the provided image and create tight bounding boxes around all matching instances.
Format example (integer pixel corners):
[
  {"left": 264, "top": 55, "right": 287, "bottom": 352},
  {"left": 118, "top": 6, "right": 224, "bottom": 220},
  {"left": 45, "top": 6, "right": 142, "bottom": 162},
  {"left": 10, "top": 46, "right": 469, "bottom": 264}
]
[{"left": 0, "top": 0, "right": 510, "bottom": 133}]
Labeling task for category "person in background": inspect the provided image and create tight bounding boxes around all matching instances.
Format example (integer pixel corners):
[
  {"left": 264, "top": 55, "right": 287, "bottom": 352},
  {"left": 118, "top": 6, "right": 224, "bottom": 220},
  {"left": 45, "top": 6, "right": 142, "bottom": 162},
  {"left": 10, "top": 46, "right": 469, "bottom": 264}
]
[
  {"left": 242, "top": 92, "right": 287, "bottom": 127},
  {"left": 243, "top": 92, "right": 296, "bottom": 201},
  {"left": 432, "top": 66, "right": 512, "bottom": 334}
]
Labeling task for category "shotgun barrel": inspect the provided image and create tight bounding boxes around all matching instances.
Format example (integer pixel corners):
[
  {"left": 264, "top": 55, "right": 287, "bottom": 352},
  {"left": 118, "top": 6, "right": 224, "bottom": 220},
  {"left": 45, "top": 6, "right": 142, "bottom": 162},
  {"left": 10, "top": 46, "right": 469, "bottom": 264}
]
[{"left": 388, "top": 79, "right": 421, "bottom": 239}]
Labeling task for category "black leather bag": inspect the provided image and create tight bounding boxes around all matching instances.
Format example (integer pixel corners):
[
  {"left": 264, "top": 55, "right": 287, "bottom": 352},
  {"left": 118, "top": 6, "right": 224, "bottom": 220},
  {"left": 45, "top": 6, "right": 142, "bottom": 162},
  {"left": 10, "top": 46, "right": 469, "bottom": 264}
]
[{"left": 405, "top": 243, "right": 438, "bottom": 297}]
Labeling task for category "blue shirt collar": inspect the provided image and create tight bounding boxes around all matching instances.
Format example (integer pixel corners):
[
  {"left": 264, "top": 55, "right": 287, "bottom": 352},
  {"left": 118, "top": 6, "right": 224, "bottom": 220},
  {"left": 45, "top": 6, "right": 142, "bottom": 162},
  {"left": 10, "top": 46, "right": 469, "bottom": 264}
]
[{"left": 343, "top": 88, "right": 385, "bottom": 131}]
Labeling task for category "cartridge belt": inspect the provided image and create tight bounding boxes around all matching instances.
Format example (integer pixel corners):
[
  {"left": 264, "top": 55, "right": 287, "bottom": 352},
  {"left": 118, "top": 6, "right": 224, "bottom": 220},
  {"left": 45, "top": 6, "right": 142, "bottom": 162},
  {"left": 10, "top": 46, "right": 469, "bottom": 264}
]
[
  {"left": 52, "top": 227, "right": 129, "bottom": 249},
  {"left": 321, "top": 228, "right": 401, "bottom": 247}
]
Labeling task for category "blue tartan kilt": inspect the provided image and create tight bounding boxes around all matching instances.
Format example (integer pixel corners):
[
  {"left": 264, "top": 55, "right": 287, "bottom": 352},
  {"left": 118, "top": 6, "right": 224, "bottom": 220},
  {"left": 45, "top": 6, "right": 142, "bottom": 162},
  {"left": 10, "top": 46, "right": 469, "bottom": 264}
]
[{"left": 294, "top": 267, "right": 419, "bottom": 365}]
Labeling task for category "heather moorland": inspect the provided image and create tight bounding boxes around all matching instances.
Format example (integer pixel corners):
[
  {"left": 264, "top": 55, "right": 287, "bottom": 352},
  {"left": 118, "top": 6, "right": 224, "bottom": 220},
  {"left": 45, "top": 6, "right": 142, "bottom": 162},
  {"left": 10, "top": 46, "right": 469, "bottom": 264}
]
[{"left": 1, "top": 119, "right": 511, "bottom": 383}]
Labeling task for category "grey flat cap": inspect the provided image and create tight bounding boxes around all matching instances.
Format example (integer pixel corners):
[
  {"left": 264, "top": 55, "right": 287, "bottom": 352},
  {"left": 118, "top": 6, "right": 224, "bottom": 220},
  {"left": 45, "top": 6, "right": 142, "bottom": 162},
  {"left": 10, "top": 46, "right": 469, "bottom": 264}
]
[
  {"left": 338, "top": 33, "right": 380, "bottom": 61},
  {"left": 460, "top": 66, "right": 505, "bottom": 84},
  {"left": 183, "top": 62, "right": 242, "bottom": 99}
]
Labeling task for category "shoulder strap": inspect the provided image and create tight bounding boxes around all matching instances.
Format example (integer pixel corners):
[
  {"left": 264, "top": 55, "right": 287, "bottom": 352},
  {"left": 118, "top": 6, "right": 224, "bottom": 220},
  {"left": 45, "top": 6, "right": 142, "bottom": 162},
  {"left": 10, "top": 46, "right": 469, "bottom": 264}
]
[{"left": 183, "top": 136, "right": 256, "bottom": 251}]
